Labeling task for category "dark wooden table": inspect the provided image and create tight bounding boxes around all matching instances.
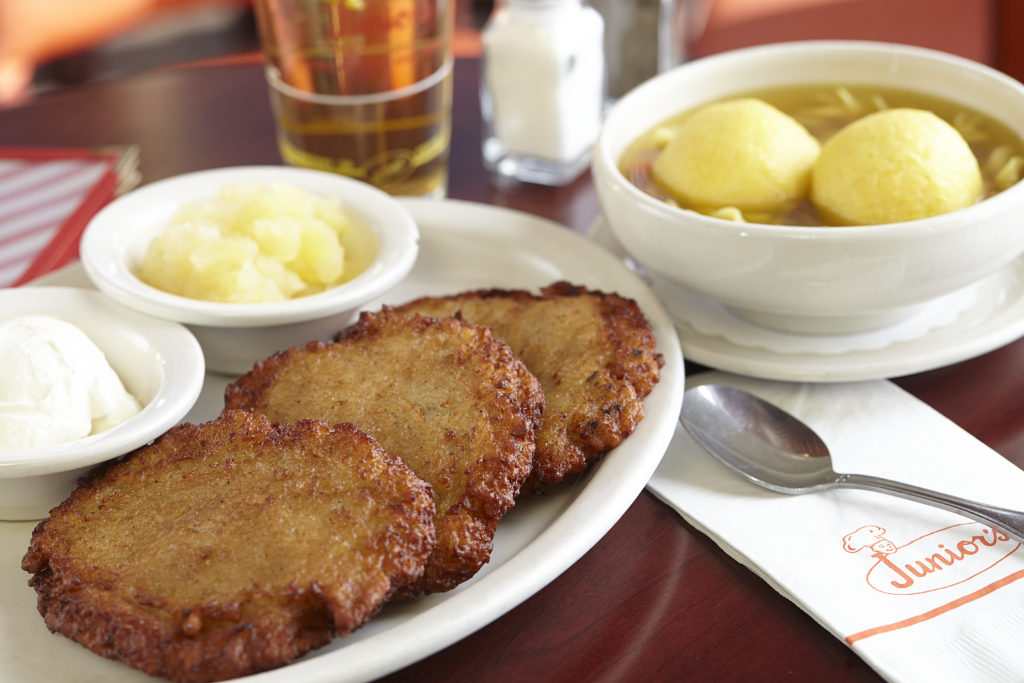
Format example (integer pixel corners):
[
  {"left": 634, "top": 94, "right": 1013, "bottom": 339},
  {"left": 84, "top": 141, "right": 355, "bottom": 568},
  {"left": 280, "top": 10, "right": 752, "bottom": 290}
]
[{"left": 5, "top": 56, "right": 1024, "bottom": 682}]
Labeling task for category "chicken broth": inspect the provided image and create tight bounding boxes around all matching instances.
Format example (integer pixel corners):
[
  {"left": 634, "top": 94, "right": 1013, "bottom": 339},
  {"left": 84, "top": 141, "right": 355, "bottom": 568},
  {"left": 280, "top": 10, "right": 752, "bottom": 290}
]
[{"left": 620, "top": 84, "right": 1024, "bottom": 226}]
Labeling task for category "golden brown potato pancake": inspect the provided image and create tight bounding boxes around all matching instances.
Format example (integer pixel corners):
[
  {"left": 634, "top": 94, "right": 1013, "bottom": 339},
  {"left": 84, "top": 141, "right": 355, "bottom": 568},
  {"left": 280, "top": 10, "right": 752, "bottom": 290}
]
[
  {"left": 22, "top": 410, "right": 435, "bottom": 683},
  {"left": 224, "top": 309, "right": 544, "bottom": 597},
  {"left": 393, "top": 281, "right": 664, "bottom": 491}
]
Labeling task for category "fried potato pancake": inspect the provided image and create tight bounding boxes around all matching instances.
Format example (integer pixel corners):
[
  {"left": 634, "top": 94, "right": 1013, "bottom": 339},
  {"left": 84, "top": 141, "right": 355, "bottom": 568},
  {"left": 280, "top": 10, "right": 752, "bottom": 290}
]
[
  {"left": 22, "top": 411, "right": 435, "bottom": 683},
  {"left": 393, "top": 281, "right": 664, "bottom": 491},
  {"left": 224, "top": 309, "right": 544, "bottom": 597}
]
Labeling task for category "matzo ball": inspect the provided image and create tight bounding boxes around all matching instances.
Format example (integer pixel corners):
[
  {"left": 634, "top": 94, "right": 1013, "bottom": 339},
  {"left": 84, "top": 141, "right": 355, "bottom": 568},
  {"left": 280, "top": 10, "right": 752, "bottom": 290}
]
[
  {"left": 811, "top": 108, "right": 983, "bottom": 225},
  {"left": 652, "top": 98, "right": 820, "bottom": 213}
]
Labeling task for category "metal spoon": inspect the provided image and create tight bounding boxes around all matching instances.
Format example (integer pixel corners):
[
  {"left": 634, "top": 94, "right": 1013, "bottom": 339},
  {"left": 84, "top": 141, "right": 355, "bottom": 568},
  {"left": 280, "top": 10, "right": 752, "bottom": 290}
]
[{"left": 680, "top": 383, "right": 1024, "bottom": 545}]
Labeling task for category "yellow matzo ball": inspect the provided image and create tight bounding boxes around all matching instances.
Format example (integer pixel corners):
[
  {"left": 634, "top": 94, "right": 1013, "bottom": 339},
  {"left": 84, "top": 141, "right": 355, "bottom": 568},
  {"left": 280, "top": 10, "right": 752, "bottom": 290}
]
[
  {"left": 811, "top": 108, "right": 983, "bottom": 225},
  {"left": 652, "top": 97, "right": 820, "bottom": 213}
]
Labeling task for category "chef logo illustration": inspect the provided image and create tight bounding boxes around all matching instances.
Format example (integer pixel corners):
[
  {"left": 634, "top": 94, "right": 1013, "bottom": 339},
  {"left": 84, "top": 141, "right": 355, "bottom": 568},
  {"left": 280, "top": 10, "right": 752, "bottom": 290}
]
[{"left": 842, "top": 523, "right": 1020, "bottom": 595}]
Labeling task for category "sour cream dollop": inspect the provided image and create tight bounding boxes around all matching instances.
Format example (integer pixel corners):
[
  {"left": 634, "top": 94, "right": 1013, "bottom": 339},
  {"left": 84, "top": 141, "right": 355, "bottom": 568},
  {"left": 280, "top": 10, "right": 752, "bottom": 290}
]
[{"left": 0, "top": 315, "right": 142, "bottom": 450}]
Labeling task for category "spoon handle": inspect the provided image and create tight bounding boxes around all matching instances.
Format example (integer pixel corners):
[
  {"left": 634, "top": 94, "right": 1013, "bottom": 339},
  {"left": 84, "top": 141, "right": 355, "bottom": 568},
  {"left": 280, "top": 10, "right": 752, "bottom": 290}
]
[{"left": 837, "top": 473, "right": 1024, "bottom": 545}]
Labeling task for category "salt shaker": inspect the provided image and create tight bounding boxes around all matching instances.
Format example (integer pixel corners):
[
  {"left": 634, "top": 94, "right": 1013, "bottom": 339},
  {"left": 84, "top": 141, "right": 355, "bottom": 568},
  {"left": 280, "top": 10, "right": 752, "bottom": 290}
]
[{"left": 480, "top": 0, "right": 605, "bottom": 186}]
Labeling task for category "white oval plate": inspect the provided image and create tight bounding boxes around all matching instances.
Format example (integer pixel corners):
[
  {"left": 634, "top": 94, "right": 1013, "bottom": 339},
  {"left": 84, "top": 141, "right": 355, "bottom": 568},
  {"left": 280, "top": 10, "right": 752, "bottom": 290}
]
[{"left": 0, "top": 199, "right": 684, "bottom": 683}]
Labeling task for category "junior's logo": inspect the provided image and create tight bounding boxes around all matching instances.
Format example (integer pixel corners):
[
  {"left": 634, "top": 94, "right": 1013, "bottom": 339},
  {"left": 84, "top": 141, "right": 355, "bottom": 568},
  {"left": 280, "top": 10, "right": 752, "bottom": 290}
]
[{"left": 842, "top": 523, "right": 1020, "bottom": 595}]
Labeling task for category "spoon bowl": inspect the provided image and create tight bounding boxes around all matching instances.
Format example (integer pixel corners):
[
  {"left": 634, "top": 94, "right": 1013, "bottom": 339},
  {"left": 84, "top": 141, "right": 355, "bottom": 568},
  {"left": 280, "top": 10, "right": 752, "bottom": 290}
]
[
  {"left": 680, "top": 383, "right": 1024, "bottom": 544},
  {"left": 680, "top": 384, "right": 838, "bottom": 493}
]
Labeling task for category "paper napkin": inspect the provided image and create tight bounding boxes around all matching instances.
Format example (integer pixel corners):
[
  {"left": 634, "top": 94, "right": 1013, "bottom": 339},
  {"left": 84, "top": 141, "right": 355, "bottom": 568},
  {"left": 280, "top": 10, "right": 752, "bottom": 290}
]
[
  {"left": 0, "top": 146, "right": 140, "bottom": 287},
  {"left": 648, "top": 371, "right": 1024, "bottom": 682}
]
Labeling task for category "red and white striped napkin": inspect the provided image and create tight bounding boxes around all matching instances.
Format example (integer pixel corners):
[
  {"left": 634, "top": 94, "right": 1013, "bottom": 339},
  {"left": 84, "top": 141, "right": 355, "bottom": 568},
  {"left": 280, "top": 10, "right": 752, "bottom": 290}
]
[{"left": 0, "top": 147, "right": 139, "bottom": 287}]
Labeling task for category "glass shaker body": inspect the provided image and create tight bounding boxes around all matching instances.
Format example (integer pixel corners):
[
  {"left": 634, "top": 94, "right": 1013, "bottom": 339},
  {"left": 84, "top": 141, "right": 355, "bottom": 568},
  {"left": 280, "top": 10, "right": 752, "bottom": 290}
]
[{"left": 480, "top": 0, "right": 605, "bottom": 186}]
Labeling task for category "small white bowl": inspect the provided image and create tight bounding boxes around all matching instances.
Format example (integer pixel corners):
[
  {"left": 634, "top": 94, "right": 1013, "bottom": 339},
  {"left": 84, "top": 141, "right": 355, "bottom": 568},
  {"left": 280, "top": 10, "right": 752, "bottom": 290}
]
[
  {"left": 0, "top": 287, "right": 205, "bottom": 520},
  {"left": 593, "top": 41, "right": 1024, "bottom": 334},
  {"left": 80, "top": 166, "right": 420, "bottom": 373}
]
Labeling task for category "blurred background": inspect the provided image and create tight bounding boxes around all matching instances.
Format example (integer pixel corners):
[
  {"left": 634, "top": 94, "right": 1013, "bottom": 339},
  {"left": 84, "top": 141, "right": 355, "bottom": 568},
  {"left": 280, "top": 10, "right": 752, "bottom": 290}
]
[{"left": 5, "top": 0, "right": 1022, "bottom": 104}]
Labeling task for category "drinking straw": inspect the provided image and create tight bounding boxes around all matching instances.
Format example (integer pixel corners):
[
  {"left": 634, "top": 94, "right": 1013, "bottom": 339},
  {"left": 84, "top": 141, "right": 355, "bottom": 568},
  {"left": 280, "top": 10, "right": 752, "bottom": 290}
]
[
  {"left": 259, "top": 0, "right": 315, "bottom": 92},
  {"left": 389, "top": 0, "right": 417, "bottom": 91}
]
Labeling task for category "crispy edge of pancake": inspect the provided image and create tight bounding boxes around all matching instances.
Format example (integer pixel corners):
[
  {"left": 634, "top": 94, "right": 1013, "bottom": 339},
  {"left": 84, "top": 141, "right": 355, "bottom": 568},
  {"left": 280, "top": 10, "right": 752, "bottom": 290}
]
[
  {"left": 224, "top": 309, "right": 544, "bottom": 597},
  {"left": 393, "top": 281, "right": 664, "bottom": 490},
  {"left": 21, "top": 410, "right": 435, "bottom": 683}
]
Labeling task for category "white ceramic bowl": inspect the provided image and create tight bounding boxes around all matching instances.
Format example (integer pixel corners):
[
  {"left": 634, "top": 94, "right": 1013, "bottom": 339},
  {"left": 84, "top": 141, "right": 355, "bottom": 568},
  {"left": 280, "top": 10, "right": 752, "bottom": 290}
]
[
  {"left": 593, "top": 40, "right": 1024, "bottom": 334},
  {"left": 0, "top": 287, "right": 204, "bottom": 520},
  {"left": 80, "top": 166, "right": 420, "bottom": 373}
]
